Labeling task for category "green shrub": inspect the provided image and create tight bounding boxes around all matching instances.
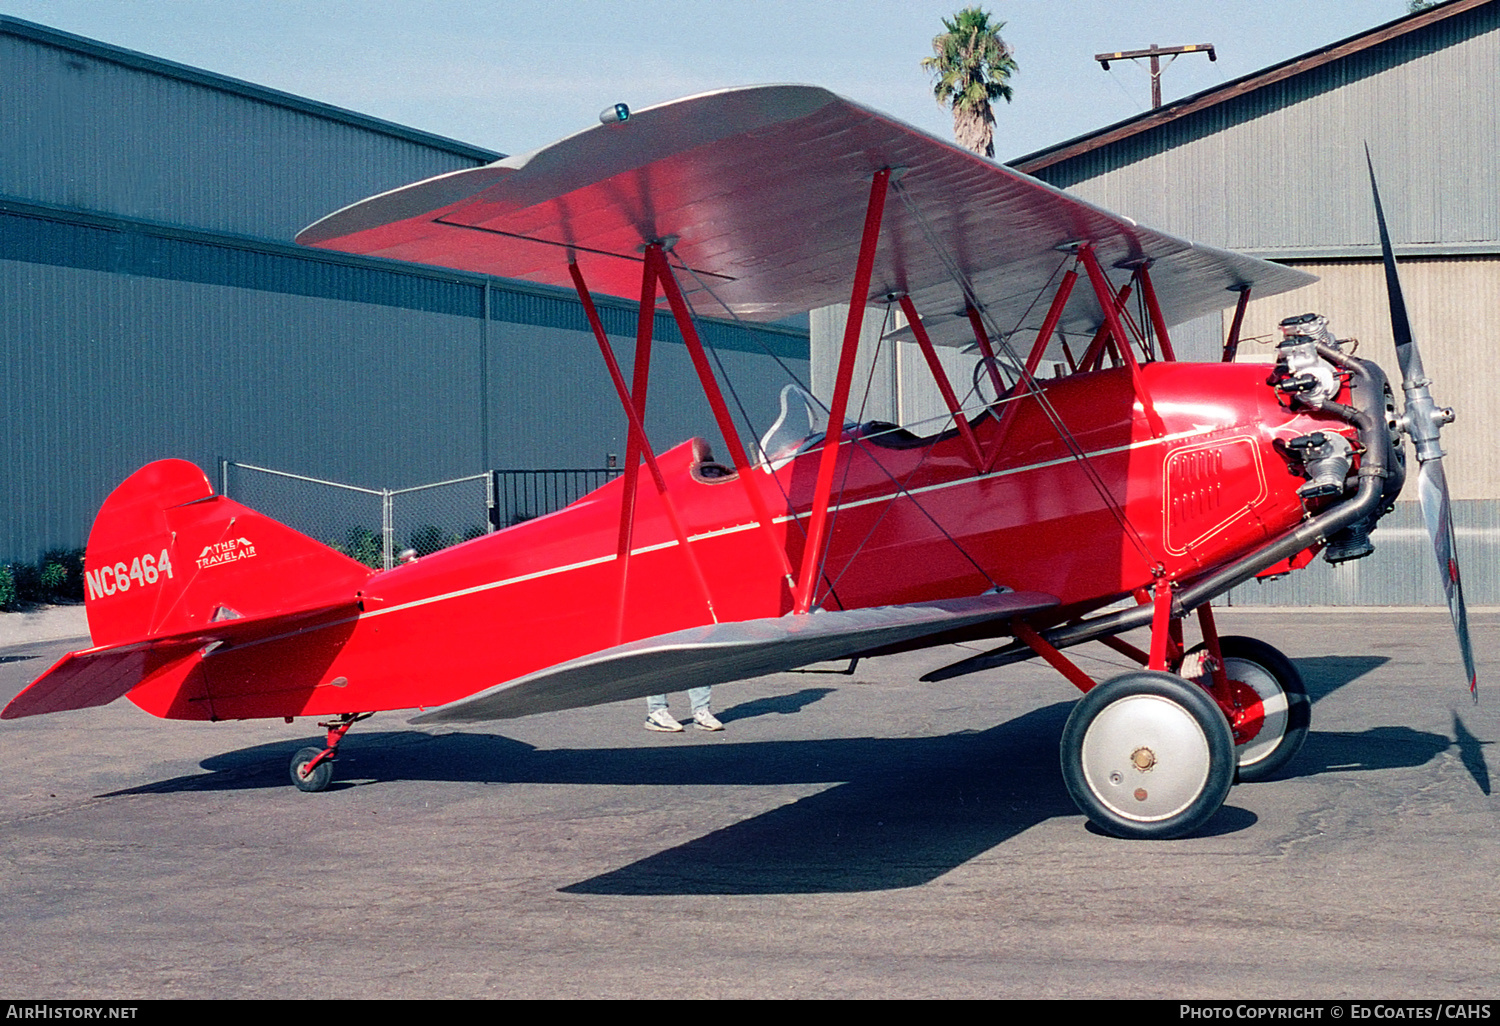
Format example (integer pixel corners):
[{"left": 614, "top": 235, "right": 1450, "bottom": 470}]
[
  {"left": 0, "top": 565, "right": 15, "bottom": 611},
  {"left": 331, "top": 526, "right": 385, "bottom": 569},
  {"left": 40, "top": 561, "right": 66, "bottom": 593},
  {"left": 40, "top": 548, "right": 85, "bottom": 602},
  {"left": 8, "top": 562, "right": 40, "bottom": 604}
]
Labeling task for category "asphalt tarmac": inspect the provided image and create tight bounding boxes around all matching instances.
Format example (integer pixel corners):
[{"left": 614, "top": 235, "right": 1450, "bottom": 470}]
[{"left": 2, "top": 608, "right": 1496, "bottom": 999}]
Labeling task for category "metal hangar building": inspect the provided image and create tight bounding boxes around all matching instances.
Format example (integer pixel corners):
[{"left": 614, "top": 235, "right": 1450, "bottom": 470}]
[
  {"left": 0, "top": 16, "right": 809, "bottom": 565},
  {"left": 1007, "top": 0, "right": 1499, "bottom": 605}
]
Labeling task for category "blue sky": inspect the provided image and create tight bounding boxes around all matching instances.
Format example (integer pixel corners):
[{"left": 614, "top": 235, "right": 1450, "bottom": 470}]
[{"left": 2, "top": 1, "right": 1414, "bottom": 161}]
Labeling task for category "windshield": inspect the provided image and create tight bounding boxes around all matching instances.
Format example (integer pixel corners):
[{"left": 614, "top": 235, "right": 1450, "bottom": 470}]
[{"left": 758, "top": 384, "right": 828, "bottom": 464}]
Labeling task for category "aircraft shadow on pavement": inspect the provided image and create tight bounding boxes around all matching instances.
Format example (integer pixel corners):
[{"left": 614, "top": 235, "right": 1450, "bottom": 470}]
[
  {"left": 1296, "top": 655, "right": 1389, "bottom": 702},
  {"left": 1452, "top": 713, "right": 1492, "bottom": 795},
  {"left": 1299, "top": 724, "right": 1467, "bottom": 778},
  {"left": 92, "top": 650, "right": 1481, "bottom": 894},
  {"left": 1292, "top": 654, "right": 1489, "bottom": 794},
  {"left": 714, "top": 687, "right": 835, "bottom": 723},
  {"left": 561, "top": 703, "right": 1090, "bottom": 894},
  {"left": 104, "top": 702, "right": 1263, "bottom": 893}
]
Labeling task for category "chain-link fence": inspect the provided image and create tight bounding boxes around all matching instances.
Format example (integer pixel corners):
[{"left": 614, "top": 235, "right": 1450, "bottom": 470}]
[{"left": 221, "top": 461, "right": 620, "bottom": 569}]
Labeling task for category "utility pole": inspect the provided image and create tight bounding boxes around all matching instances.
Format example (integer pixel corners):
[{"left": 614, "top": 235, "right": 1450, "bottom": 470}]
[{"left": 1095, "top": 43, "right": 1216, "bottom": 109}]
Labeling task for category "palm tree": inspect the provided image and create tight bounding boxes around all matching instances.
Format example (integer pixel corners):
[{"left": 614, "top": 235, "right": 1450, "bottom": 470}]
[{"left": 922, "top": 8, "right": 1017, "bottom": 158}]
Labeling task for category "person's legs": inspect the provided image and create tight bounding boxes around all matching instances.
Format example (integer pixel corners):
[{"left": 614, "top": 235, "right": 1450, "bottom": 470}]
[
  {"left": 688, "top": 687, "right": 722, "bottom": 730},
  {"left": 644, "top": 694, "right": 683, "bottom": 732}
]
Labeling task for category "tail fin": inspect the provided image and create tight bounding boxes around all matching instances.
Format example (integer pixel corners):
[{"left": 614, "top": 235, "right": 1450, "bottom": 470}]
[{"left": 83, "top": 459, "right": 373, "bottom": 647}]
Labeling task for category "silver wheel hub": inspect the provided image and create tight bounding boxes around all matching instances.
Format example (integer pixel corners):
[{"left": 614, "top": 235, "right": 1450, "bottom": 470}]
[{"left": 1080, "top": 694, "right": 1211, "bottom": 822}]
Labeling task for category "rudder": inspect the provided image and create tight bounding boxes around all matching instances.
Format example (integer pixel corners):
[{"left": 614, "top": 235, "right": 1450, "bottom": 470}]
[{"left": 83, "top": 459, "right": 374, "bottom": 647}]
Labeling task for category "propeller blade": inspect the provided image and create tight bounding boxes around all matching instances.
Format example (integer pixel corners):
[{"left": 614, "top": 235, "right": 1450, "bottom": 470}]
[
  {"left": 1364, "top": 145, "right": 1424, "bottom": 387},
  {"left": 1417, "top": 459, "right": 1478, "bottom": 702},
  {"left": 1366, "top": 145, "right": 1475, "bottom": 700}
]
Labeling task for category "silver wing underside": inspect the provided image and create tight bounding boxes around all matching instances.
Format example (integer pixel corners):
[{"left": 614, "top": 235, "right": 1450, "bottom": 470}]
[
  {"left": 409, "top": 591, "right": 1057, "bottom": 723},
  {"left": 299, "top": 85, "right": 1313, "bottom": 343}
]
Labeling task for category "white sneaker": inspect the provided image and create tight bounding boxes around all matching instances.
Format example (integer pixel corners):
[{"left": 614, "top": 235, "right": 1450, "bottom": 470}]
[
  {"left": 645, "top": 709, "right": 684, "bottom": 732},
  {"left": 693, "top": 709, "right": 724, "bottom": 731}
]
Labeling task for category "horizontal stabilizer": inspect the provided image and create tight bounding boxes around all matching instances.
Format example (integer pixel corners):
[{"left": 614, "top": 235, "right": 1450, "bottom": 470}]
[
  {"left": 2, "top": 601, "right": 359, "bottom": 720},
  {"left": 1, "top": 639, "right": 199, "bottom": 719},
  {"left": 410, "top": 591, "right": 1057, "bottom": 724}
]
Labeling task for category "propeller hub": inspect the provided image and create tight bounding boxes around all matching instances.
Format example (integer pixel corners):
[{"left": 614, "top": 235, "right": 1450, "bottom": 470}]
[{"left": 1400, "top": 390, "right": 1452, "bottom": 464}]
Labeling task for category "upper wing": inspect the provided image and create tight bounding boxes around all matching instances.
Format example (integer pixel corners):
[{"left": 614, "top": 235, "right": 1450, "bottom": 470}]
[
  {"left": 297, "top": 85, "right": 1313, "bottom": 341},
  {"left": 409, "top": 590, "right": 1057, "bottom": 723}
]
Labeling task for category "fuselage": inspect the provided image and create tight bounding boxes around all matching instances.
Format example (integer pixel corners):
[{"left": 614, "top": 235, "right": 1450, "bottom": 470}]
[{"left": 126, "top": 362, "right": 1352, "bottom": 721}]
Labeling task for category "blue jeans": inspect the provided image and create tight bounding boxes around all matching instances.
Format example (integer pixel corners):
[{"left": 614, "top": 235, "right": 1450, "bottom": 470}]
[{"left": 647, "top": 687, "right": 711, "bottom": 714}]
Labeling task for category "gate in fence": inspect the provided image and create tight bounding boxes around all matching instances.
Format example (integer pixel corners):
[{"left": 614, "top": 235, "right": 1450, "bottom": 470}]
[{"left": 221, "top": 461, "right": 621, "bottom": 570}]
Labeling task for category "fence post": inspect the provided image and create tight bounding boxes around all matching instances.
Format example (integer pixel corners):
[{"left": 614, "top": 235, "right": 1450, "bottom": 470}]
[
  {"left": 381, "top": 490, "right": 394, "bottom": 570},
  {"left": 220, "top": 459, "right": 230, "bottom": 499},
  {"left": 487, "top": 470, "right": 501, "bottom": 533}
]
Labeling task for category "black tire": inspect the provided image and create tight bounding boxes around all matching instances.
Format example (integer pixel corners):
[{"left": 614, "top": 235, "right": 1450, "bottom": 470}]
[
  {"left": 1061, "top": 671, "right": 1235, "bottom": 840},
  {"left": 290, "top": 746, "right": 333, "bottom": 792},
  {"left": 1181, "top": 636, "right": 1309, "bottom": 782}
]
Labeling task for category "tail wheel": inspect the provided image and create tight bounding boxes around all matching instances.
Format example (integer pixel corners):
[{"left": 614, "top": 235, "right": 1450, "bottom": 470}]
[
  {"left": 1181, "top": 636, "right": 1309, "bottom": 782},
  {"left": 290, "top": 746, "right": 334, "bottom": 792},
  {"left": 1061, "top": 671, "right": 1235, "bottom": 840}
]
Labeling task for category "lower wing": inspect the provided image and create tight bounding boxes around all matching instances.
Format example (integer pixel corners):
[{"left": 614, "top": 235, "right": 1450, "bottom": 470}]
[{"left": 410, "top": 591, "right": 1058, "bottom": 723}]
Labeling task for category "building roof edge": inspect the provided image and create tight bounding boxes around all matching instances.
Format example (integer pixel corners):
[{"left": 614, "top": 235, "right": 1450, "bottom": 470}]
[
  {"left": 1008, "top": 0, "right": 1493, "bottom": 174},
  {"left": 0, "top": 14, "right": 504, "bottom": 164}
]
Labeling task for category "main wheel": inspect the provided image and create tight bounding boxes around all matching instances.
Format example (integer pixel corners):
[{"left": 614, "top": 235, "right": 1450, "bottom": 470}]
[
  {"left": 290, "top": 746, "right": 333, "bottom": 792},
  {"left": 1060, "top": 671, "right": 1235, "bottom": 840},
  {"left": 1180, "top": 636, "right": 1309, "bottom": 782}
]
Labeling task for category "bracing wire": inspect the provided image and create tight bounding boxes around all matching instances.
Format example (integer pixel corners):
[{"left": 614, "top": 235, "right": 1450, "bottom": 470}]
[
  {"left": 807, "top": 302, "right": 1005, "bottom": 608},
  {"left": 808, "top": 302, "right": 894, "bottom": 608},
  {"left": 658, "top": 256, "right": 820, "bottom": 566},
  {"left": 814, "top": 261, "right": 1075, "bottom": 603},
  {"left": 672, "top": 261, "right": 827, "bottom": 414},
  {"left": 666, "top": 184, "right": 1164, "bottom": 608},
  {"left": 1137, "top": 286, "right": 1156, "bottom": 361},
  {"left": 670, "top": 252, "right": 1001, "bottom": 609},
  {"left": 660, "top": 257, "right": 768, "bottom": 461},
  {"left": 890, "top": 178, "right": 1159, "bottom": 570}
]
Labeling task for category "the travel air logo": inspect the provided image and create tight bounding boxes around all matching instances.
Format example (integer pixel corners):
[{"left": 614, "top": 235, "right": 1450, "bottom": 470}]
[{"left": 196, "top": 537, "right": 258, "bottom": 570}]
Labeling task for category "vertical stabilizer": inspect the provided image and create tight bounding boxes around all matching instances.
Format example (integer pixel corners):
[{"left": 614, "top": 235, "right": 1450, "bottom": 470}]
[{"left": 83, "top": 459, "right": 373, "bottom": 647}]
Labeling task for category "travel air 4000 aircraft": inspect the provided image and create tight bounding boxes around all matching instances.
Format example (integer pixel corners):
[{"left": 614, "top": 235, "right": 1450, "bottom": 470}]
[{"left": 4, "top": 86, "right": 1474, "bottom": 839}]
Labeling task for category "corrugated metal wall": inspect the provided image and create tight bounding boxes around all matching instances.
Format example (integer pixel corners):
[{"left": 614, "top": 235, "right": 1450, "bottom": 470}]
[
  {"left": 0, "top": 242, "right": 808, "bottom": 561},
  {"left": 1023, "top": 4, "right": 1500, "bottom": 606},
  {"left": 1031, "top": 3, "right": 1500, "bottom": 253},
  {"left": 0, "top": 22, "right": 495, "bottom": 241},
  {"left": 0, "top": 19, "right": 809, "bottom": 564},
  {"left": 1, "top": 256, "right": 480, "bottom": 552},
  {"left": 1227, "top": 500, "right": 1499, "bottom": 605}
]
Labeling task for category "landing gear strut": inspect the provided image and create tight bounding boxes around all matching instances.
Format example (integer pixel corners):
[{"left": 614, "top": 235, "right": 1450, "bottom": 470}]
[
  {"left": 1009, "top": 598, "right": 1308, "bottom": 837},
  {"left": 289, "top": 712, "right": 372, "bottom": 792}
]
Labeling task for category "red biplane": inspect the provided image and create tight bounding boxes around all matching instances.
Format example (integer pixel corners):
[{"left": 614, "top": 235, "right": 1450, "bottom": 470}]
[{"left": 4, "top": 87, "right": 1473, "bottom": 839}]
